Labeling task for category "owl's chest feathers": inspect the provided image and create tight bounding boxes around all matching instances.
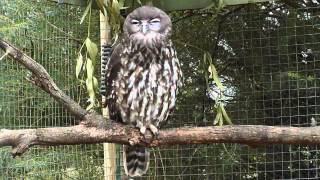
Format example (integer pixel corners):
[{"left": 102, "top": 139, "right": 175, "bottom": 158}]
[{"left": 115, "top": 46, "right": 180, "bottom": 125}]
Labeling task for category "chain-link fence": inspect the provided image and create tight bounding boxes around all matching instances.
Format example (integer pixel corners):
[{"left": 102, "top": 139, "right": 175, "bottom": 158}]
[{"left": 1, "top": 1, "right": 320, "bottom": 180}]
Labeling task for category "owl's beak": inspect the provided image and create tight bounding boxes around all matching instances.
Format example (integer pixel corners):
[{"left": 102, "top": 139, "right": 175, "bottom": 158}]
[{"left": 141, "top": 23, "right": 149, "bottom": 34}]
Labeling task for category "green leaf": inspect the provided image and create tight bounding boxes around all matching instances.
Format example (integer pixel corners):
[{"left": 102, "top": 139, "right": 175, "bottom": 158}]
[
  {"left": 118, "top": 0, "right": 125, "bottom": 8},
  {"left": 85, "top": 77, "right": 93, "bottom": 93},
  {"left": 80, "top": 0, "right": 92, "bottom": 24},
  {"left": 85, "top": 78, "right": 95, "bottom": 110},
  {"left": 136, "top": 0, "right": 142, "bottom": 5},
  {"left": 93, "top": 76, "right": 99, "bottom": 92},
  {"left": 202, "top": 53, "right": 209, "bottom": 89},
  {"left": 112, "top": 0, "right": 120, "bottom": 13},
  {"left": 218, "top": 112, "right": 223, "bottom": 126},
  {"left": 86, "top": 103, "right": 94, "bottom": 110},
  {"left": 85, "top": 58, "right": 96, "bottom": 109},
  {"left": 217, "top": 0, "right": 226, "bottom": 9},
  {"left": 85, "top": 38, "right": 98, "bottom": 64},
  {"left": 207, "top": 52, "right": 225, "bottom": 91},
  {"left": 75, "top": 54, "right": 83, "bottom": 78},
  {"left": 213, "top": 107, "right": 222, "bottom": 125},
  {"left": 221, "top": 105, "right": 233, "bottom": 125},
  {"left": 86, "top": 58, "right": 94, "bottom": 79}
]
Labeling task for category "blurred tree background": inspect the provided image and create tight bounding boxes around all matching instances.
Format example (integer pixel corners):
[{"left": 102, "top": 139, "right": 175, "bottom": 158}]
[{"left": 1, "top": 0, "right": 320, "bottom": 179}]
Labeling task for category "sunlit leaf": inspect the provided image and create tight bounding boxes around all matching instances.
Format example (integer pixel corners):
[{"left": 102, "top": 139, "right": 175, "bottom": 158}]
[
  {"left": 207, "top": 52, "right": 225, "bottom": 91},
  {"left": 136, "top": 0, "right": 142, "bottom": 5},
  {"left": 214, "top": 107, "right": 222, "bottom": 125},
  {"left": 85, "top": 38, "right": 98, "bottom": 64},
  {"left": 118, "top": 0, "right": 125, "bottom": 7},
  {"left": 93, "top": 76, "right": 99, "bottom": 92},
  {"left": 221, "top": 105, "right": 233, "bottom": 125},
  {"left": 85, "top": 58, "right": 96, "bottom": 109},
  {"left": 217, "top": 0, "right": 226, "bottom": 9},
  {"left": 85, "top": 78, "right": 95, "bottom": 110},
  {"left": 75, "top": 54, "right": 83, "bottom": 78},
  {"left": 86, "top": 103, "right": 94, "bottom": 110},
  {"left": 202, "top": 53, "right": 209, "bottom": 89},
  {"left": 112, "top": 0, "right": 120, "bottom": 13},
  {"left": 86, "top": 58, "right": 94, "bottom": 79}
]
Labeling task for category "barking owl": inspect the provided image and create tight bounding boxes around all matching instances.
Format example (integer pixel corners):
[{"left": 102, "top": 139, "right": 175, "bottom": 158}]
[{"left": 105, "top": 6, "right": 182, "bottom": 177}]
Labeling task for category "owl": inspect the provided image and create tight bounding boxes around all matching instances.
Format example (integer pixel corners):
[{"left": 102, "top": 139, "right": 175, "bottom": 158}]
[{"left": 105, "top": 6, "right": 182, "bottom": 177}]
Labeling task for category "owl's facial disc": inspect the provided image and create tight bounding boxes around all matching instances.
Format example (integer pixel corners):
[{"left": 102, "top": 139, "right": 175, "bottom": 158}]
[
  {"left": 130, "top": 18, "right": 161, "bottom": 35},
  {"left": 123, "top": 6, "right": 172, "bottom": 48}
]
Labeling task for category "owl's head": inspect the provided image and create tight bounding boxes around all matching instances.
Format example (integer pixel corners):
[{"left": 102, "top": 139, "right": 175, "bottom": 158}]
[{"left": 123, "top": 6, "right": 172, "bottom": 48}]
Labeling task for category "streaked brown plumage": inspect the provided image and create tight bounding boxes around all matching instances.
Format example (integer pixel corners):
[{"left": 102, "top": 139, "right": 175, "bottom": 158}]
[{"left": 105, "top": 6, "right": 182, "bottom": 177}]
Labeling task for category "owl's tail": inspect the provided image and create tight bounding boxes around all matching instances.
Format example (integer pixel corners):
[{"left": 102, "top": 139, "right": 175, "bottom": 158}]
[{"left": 123, "top": 145, "right": 150, "bottom": 177}]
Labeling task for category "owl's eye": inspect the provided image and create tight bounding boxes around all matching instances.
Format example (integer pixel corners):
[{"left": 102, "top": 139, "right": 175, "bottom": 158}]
[
  {"left": 150, "top": 18, "right": 160, "bottom": 23},
  {"left": 131, "top": 19, "right": 140, "bottom": 25}
]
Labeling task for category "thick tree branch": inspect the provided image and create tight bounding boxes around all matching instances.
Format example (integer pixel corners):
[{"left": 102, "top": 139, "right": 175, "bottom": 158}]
[
  {"left": 2, "top": 124, "right": 320, "bottom": 157},
  {"left": 1, "top": 38, "right": 320, "bottom": 159}
]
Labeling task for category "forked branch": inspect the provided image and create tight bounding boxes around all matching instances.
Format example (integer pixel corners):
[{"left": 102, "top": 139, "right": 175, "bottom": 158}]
[{"left": 1, "top": 38, "right": 320, "bottom": 158}]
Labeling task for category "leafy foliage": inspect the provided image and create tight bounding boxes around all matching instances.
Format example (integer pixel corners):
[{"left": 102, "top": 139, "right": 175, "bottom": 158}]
[{"left": 76, "top": 0, "right": 125, "bottom": 110}]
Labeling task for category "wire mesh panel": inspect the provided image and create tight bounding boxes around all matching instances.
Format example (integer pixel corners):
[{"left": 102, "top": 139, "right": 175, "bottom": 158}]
[
  {"left": 0, "top": 1, "right": 104, "bottom": 179},
  {"left": 134, "top": 3, "right": 320, "bottom": 180}
]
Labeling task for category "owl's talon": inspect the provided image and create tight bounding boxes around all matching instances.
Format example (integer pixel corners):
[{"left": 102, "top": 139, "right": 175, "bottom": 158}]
[
  {"left": 129, "top": 139, "right": 135, "bottom": 146},
  {"left": 140, "top": 126, "right": 146, "bottom": 135},
  {"left": 148, "top": 124, "right": 159, "bottom": 136}
]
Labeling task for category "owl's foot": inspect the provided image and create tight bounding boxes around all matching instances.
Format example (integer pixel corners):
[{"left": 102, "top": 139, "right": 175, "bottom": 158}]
[
  {"left": 136, "top": 121, "right": 147, "bottom": 135},
  {"left": 148, "top": 124, "right": 159, "bottom": 136},
  {"left": 139, "top": 126, "right": 147, "bottom": 135},
  {"left": 136, "top": 121, "right": 158, "bottom": 137}
]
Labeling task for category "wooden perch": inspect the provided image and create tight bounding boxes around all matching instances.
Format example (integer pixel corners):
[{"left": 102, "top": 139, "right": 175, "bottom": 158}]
[
  {"left": 2, "top": 124, "right": 320, "bottom": 157},
  {"left": 1, "top": 38, "right": 320, "bottom": 157}
]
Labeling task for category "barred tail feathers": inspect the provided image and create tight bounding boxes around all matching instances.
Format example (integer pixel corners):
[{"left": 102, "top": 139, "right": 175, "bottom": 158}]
[{"left": 123, "top": 146, "right": 150, "bottom": 177}]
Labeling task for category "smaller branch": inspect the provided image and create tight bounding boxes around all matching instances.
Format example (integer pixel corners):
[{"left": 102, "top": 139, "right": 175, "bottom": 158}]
[
  {"left": 0, "top": 38, "right": 87, "bottom": 120},
  {"left": 45, "top": 20, "right": 80, "bottom": 42}
]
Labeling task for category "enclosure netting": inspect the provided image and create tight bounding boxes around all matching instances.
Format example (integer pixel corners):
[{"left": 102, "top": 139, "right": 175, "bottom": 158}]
[
  {"left": 0, "top": 1, "right": 104, "bottom": 179},
  {"left": 1, "top": 1, "right": 320, "bottom": 180}
]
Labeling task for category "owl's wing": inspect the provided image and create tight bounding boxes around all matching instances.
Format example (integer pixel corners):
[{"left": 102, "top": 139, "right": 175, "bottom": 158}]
[{"left": 105, "top": 44, "right": 123, "bottom": 122}]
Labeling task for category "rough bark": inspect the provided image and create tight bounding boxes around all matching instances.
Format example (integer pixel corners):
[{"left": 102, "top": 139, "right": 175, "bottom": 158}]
[
  {"left": 1, "top": 38, "right": 320, "bottom": 158},
  {"left": 2, "top": 124, "right": 320, "bottom": 157}
]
